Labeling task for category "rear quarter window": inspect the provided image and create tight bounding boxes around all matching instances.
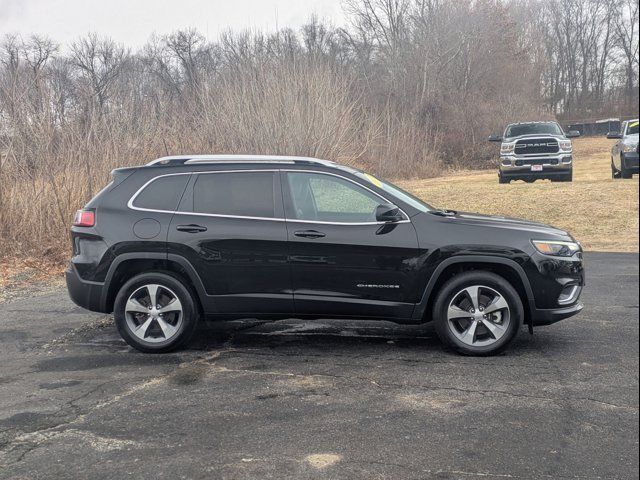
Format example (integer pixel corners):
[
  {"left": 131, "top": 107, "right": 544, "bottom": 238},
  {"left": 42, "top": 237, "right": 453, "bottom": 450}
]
[{"left": 131, "top": 174, "right": 190, "bottom": 211}]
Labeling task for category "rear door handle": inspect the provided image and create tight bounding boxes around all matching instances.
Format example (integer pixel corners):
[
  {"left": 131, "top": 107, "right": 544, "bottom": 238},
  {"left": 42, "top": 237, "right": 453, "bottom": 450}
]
[
  {"left": 176, "top": 224, "right": 208, "bottom": 233},
  {"left": 294, "top": 230, "right": 326, "bottom": 239}
]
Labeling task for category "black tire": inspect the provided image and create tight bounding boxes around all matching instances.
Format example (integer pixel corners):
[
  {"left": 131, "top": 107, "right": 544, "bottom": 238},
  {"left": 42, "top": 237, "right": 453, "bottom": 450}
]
[
  {"left": 114, "top": 272, "right": 198, "bottom": 353},
  {"left": 621, "top": 157, "right": 634, "bottom": 179},
  {"left": 498, "top": 174, "right": 510, "bottom": 184},
  {"left": 551, "top": 171, "right": 572, "bottom": 183},
  {"left": 612, "top": 159, "right": 621, "bottom": 179},
  {"left": 433, "top": 271, "right": 523, "bottom": 356}
]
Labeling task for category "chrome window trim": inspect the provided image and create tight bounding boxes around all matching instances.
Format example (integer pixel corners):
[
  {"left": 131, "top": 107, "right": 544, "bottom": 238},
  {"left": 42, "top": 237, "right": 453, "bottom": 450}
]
[
  {"left": 127, "top": 169, "right": 411, "bottom": 226},
  {"left": 127, "top": 172, "right": 193, "bottom": 214},
  {"left": 281, "top": 169, "right": 411, "bottom": 224},
  {"left": 127, "top": 170, "right": 281, "bottom": 220}
]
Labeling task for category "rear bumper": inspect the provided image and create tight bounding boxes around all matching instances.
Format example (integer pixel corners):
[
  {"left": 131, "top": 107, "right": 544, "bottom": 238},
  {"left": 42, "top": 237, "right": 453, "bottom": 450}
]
[
  {"left": 532, "top": 302, "right": 584, "bottom": 326},
  {"left": 66, "top": 263, "right": 108, "bottom": 313}
]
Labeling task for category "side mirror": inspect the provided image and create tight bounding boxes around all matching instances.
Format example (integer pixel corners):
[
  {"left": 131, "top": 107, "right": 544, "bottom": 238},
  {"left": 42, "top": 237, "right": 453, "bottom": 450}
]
[
  {"left": 607, "top": 131, "right": 623, "bottom": 139},
  {"left": 566, "top": 130, "right": 581, "bottom": 138},
  {"left": 488, "top": 135, "right": 503, "bottom": 142},
  {"left": 375, "top": 204, "right": 403, "bottom": 223}
]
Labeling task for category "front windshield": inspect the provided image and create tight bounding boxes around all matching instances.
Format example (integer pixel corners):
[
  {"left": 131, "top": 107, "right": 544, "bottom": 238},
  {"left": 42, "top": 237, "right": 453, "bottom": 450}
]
[
  {"left": 626, "top": 120, "right": 639, "bottom": 136},
  {"left": 505, "top": 122, "right": 563, "bottom": 138},
  {"left": 355, "top": 172, "right": 432, "bottom": 213}
]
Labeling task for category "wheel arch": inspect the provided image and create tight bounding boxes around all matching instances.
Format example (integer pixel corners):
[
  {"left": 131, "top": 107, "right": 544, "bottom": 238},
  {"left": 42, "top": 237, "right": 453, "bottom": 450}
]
[
  {"left": 101, "top": 253, "right": 206, "bottom": 315},
  {"left": 414, "top": 256, "right": 535, "bottom": 328}
]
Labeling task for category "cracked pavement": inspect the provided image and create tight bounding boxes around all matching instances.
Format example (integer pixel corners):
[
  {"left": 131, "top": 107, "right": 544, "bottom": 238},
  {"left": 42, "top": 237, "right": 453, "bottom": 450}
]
[{"left": 0, "top": 252, "right": 638, "bottom": 479}]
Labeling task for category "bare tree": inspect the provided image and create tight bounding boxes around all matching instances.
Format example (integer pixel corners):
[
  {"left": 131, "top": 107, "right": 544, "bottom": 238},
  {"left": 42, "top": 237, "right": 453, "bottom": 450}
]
[
  {"left": 70, "top": 34, "right": 128, "bottom": 110},
  {"left": 614, "top": 0, "right": 639, "bottom": 110},
  {"left": 0, "top": 0, "right": 638, "bottom": 259}
]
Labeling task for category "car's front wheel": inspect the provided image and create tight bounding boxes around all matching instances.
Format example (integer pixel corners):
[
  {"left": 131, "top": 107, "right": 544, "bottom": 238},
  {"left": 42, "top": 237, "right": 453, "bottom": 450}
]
[
  {"left": 114, "top": 272, "right": 198, "bottom": 353},
  {"left": 621, "top": 155, "right": 634, "bottom": 179},
  {"left": 612, "top": 159, "right": 621, "bottom": 179},
  {"left": 433, "top": 271, "right": 523, "bottom": 355},
  {"left": 498, "top": 174, "right": 510, "bottom": 184},
  {"left": 551, "top": 172, "right": 573, "bottom": 182}
]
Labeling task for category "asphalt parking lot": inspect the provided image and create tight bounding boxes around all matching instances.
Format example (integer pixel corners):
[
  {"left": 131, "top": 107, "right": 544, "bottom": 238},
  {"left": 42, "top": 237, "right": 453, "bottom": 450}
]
[{"left": 0, "top": 252, "right": 638, "bottom": 479}]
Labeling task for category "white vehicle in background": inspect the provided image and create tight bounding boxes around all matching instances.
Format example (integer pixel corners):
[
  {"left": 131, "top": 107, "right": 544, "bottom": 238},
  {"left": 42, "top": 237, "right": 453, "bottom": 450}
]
[
  {"left": 608, "top": 119, "right": 639, "bottom": 179},
  {"left": 489, "top": 122, "right": 580, "bottom": 184}
]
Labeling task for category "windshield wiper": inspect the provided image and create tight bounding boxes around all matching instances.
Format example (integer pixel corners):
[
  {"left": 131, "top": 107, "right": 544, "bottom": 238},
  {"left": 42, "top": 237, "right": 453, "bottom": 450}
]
[{"left": 430, "top": 209, "right": 457, "bottom": 217}]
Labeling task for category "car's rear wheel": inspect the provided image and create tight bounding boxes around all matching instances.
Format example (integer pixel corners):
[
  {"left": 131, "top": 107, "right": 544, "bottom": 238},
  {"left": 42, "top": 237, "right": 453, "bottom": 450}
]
[
  {"left": 433, "top": 271, "right": 523, "bottom": 355},
  {"left": 114, "top": 272, "right": 198, "bottom": 353}
]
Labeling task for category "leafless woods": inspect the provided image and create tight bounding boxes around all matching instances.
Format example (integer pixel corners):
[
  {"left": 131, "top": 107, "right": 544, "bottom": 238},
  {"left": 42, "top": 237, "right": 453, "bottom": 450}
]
[{"left": 0, "top": 0, "right": 638, "bottom": 258}]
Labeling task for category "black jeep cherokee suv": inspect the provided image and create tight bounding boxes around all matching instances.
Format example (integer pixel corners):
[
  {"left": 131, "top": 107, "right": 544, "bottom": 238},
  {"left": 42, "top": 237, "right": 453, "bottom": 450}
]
[{"left": 66, "top": 155, "right": 585, "bottom": 355}]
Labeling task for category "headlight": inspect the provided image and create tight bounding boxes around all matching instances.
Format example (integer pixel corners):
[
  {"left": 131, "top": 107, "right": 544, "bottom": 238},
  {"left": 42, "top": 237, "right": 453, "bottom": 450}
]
[
  {"left": 622, "top": 143, "right": 638, "bottom": 153},
  {"left": 559, "top": 140, "right": 572, "bottom": 151},
  {"left": 532, "top": 240, "right": 581, "bottom": 257},
  {"left": 501, "top": 143, "right": 515, "bottom": 154}
]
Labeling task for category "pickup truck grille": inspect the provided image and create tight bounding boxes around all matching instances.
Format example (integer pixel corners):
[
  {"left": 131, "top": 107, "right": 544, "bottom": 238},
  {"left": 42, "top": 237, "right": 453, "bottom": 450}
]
[
  {"left": 515, "top": 158, "right": 560, "bottom": 166},
  {"left": 514, "top": 138, "right": 559, "bottom": 155}
]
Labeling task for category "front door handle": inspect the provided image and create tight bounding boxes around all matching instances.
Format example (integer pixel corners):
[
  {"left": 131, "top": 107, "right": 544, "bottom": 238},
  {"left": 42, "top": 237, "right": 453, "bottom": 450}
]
[
  {"left": 294, "top": 230, "right": 326, "bottom": 239},
  {"left": 176, "top": 224, "right": 208, "bottom": 233}
]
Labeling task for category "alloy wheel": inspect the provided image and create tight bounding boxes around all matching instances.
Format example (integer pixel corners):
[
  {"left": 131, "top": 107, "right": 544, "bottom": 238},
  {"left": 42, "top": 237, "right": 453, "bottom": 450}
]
[
  {"left": 124, "top": 284, "right": 184, "bottom": 343},
  {"left": 447, "top": 285, "right": 511, "bottom": 347}
]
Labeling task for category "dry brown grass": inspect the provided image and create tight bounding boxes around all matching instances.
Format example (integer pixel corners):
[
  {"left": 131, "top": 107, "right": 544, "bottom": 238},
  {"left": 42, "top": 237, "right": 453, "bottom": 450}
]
[
  {"left": 0, "top": 256, "right": 65, "bottom": 301},
  {"left": 397, "top": 136, "right": 639, "bottom": 252},
  {"left": 1, "top": 137, "right": 636, "bottom": 292}
]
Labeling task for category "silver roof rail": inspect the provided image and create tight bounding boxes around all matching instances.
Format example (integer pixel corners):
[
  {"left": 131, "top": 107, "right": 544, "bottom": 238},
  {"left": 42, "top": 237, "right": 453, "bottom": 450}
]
[
  {"left": 146, "top": 154, "right": 336, "bottom": 167},
  {"left": 146, "top": 155, "right": 219, "bottom": 166}
]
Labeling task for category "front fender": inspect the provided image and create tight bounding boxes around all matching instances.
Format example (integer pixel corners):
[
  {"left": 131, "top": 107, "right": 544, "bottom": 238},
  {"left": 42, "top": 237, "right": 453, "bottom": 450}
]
[{"left": 411, "top": 255, "right": 536, "bottom": 324}]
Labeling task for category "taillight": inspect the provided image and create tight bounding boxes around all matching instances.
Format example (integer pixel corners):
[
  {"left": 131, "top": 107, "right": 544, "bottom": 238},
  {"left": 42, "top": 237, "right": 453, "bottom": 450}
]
[{"left": 73, "top": 210, "right": 95, "bottom": 227}]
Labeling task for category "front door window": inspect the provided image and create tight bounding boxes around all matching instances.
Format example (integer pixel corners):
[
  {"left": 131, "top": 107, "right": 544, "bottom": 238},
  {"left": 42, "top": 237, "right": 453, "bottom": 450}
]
[{"left": 286, "top": 172, "right": 384, "bottom": 223}]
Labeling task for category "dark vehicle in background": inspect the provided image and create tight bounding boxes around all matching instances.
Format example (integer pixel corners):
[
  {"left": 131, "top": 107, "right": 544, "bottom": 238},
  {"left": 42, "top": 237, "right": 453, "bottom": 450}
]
[
  {"left": 608, "top": 119, "right": 639, "bottom": 179},
  {"left": 66, "top": 155, "right": 585, "bottom": 356},
  {"left": 489, "top": 122, "right": 580, "bottom": 184}
]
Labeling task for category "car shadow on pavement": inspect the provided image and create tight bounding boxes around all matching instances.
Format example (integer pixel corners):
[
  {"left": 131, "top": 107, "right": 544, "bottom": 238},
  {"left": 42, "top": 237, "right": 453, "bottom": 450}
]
[
  {"left": 76, "top": 316, "right": 560, "bottom": 359},
  {"left": 179, "top": 318, "right": 548, "bottom": 358}
]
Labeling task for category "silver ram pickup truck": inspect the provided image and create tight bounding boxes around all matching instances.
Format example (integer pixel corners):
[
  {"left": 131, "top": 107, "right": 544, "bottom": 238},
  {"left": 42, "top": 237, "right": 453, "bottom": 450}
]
[{"left": 489, "top": 121, "right": 580, "bottom": 184}]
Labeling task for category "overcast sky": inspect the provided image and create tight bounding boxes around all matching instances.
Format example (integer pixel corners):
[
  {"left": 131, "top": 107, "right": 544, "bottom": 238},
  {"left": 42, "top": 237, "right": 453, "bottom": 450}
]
[{"left": 0, "top": 0, "right": 346, "bottom": 50}]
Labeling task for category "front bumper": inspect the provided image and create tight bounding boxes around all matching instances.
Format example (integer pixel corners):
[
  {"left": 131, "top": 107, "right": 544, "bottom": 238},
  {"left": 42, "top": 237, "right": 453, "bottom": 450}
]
[
  {"left": 66, "top": 263, "right": 108, "bottom": 313},
  {"left": 500, "top": 154, "right": 572, "bottom": 179},
  {"left": 525, "top": 250, "right": 585, "bottom": 326},
  {"left": 532, "top": 301, "right": 584, "bottom": 326}
]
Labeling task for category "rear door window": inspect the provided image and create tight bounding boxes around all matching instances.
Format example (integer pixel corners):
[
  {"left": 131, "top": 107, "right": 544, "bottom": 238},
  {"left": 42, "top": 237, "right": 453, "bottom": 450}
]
[
  {"left": 131, "top": 174, "right": 190, "bottom": 212},
  {"left": 193, "top": 171, "right": 277, "bottom": 218}
]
